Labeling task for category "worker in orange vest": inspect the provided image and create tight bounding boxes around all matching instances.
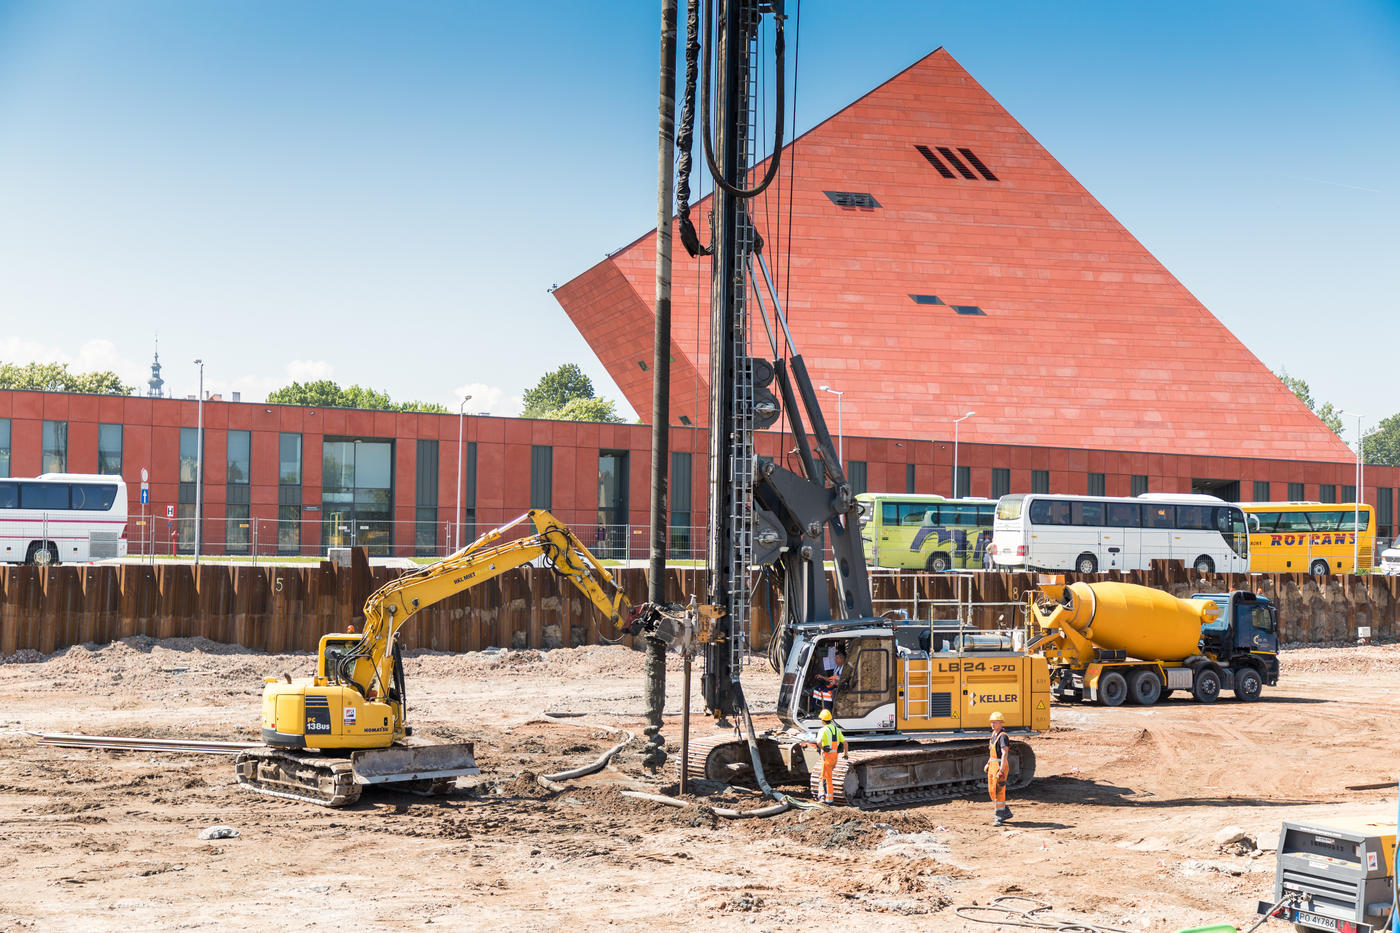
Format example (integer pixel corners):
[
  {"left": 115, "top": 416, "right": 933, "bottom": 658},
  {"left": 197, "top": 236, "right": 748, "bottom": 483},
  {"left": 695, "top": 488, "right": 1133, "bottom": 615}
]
[
  {"left": 815, "top": 709, "right": 848, "bottom": 804},
  {"left": 986, "top": 710, "right": 1012, "bottom": 825}
]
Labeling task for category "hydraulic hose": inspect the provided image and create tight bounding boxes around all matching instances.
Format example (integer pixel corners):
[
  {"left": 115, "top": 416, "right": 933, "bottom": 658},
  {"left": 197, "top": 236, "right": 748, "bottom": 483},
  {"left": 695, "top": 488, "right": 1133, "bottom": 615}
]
[
  {"left": 700, "top": 0, "right": 785, "bottom": 199},
  {"left": 537, "top": 712, "right": 634, "bottom": 784},
  {"left": 621, "top": 789, "right": 791, "bottom": 819}
]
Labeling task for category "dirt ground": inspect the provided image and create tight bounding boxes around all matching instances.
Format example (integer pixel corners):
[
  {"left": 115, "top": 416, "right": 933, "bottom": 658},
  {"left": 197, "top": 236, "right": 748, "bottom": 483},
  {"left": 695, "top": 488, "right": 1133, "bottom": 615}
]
[{"left": 1, "top": 637, "right": 1398, "bottom": 933}]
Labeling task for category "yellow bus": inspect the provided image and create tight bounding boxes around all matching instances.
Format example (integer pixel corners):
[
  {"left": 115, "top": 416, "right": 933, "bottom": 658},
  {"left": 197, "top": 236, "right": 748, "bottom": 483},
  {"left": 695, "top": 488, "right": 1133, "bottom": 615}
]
[
  {"left": 856, "top": 493, "right": 996, "bottom": 571},
  {"left": 1240, "top": 502, "right": 1376, "bottom": 575}
]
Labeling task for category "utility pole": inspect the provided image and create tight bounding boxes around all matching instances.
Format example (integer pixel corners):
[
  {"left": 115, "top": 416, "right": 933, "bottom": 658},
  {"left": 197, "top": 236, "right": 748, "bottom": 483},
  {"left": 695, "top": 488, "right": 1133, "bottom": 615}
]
[
  {"left": 643, "top": 0, "right": 679, "bottom": 772},
  {"left": 194, "top": 359, "right": 204, "bottom": 567}
]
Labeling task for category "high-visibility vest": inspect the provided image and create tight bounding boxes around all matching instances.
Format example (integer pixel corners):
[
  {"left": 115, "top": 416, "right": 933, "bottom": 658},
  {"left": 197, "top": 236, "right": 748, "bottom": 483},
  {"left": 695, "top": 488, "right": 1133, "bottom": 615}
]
[{"left": 818, "top": 723, "right": 845, "bottom": 751}]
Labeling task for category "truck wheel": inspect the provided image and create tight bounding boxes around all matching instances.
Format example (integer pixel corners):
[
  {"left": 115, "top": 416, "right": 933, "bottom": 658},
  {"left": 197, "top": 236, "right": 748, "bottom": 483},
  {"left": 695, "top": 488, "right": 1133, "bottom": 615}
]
[
  {"left": 1193, "top": 555, "right": 1214, "bottom": 574},
  {"left": 926, "top": 552, "right": 951, "bottom": 573},
  {"left": 1192, "top": 668, "right": 1221, "bottom": 704},
  {"left": 1129, "top": 670, "right": 1162, "bottom": 706},
  {"left": 1098, "top": 671, "right": 1128, "bottom": 707},
  {"left": 1075, "top": 553, "right": 1098, "bottom": 574},
  {"left": 1309, "top": 559, "right": 1329, "bottom": 576},
  {"left": 1233, "top": 667, "right": 1262, "bottom": 702}
]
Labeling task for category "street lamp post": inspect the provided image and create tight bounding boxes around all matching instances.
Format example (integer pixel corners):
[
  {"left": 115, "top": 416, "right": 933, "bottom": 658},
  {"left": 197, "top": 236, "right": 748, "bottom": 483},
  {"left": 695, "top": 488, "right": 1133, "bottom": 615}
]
[
  {"left": 455, "top": 394, "right": 472, "bottom": 553},
  {"left": 1340, "top": 411, "right": 1383, "bottom": 573},
  {"left": 818, "top": 385, "right": 844, "bottom": 463},
  {"left": 193, "top": 359, "right": 204, "bottom": 567},
  {"left": 952, "top": 411, "right": 975, "bottom": 498}
]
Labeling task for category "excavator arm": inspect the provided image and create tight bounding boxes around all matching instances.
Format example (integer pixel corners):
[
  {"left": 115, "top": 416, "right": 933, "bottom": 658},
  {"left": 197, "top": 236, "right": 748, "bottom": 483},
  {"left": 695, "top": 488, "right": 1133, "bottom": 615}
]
[{"left": 330, "top": 510, "right": 678, "bottom": 699}]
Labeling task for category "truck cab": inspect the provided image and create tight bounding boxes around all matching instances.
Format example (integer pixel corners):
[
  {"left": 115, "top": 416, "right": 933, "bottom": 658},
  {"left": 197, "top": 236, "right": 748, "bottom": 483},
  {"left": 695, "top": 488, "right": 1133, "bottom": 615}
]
[{"left": 1191, "top": 591, "right": 1280, "bottom": 689}]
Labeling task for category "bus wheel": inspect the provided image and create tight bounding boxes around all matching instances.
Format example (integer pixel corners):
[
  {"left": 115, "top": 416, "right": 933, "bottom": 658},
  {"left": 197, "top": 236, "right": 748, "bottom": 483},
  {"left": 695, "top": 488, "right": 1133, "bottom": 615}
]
[
  {"left": 1098, "top": 671, "right": 1127, "bottom": 707},
  {"left": 1233, "top": 667, "right": 1262, "bottom": 702},
  {"left": 1193, "top": 555, "right": 1214, "bottom": 574},
  {"left": 926, "top": 552, "right": 951, "bottom": 573},
  {"left": 1129, "top": 669, "right": 1162, "bottom": 706},
  {"left": 26, "top": 542, "right": 58, "bottom": 567},
  {"left": 1309, "top": 559, "right": 1329, "bottom": 576},
  {"left": 1075, "top": 553, "right": 1098, "bottom": 574}
]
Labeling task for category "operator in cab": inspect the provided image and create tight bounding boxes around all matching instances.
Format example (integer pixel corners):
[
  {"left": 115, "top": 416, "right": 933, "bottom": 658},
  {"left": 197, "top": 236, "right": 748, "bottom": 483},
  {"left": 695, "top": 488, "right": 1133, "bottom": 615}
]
[{"left": 986, "top": 711, "right": 1013, "bottom": 825}]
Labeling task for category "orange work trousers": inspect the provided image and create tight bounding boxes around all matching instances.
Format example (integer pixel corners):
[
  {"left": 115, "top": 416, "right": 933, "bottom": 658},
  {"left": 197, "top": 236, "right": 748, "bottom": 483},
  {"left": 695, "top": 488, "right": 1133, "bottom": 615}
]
[
  {"left": 820, "top": 751, "right": 839, "bottom": 802},
  {"left": 987, "top": 759, "right": 1007, "bottom": 807}
]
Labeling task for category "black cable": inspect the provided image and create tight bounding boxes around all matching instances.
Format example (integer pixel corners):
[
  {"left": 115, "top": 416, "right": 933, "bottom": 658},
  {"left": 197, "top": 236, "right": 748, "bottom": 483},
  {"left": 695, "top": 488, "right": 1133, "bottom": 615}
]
[
  {"left": 700, "top": 0, "right": 785, "bottom": 199},
  {"left": 675, "top": 0, "right": 709, "bottom": 257}
]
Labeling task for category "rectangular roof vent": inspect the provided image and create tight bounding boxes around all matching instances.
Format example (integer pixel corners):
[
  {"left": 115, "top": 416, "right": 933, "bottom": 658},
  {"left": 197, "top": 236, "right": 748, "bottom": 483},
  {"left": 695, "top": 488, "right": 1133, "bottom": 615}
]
[
  {"left": 823, "top": 190, "right": 881, "bottom": 209},
  {"left": 958, "top": 147, "right": 998, "bottom": 181},
  {"left": 952, "top": 305, "right": 986, "bottom": 316},
  {"left": 936, "top": 146, "right": 978, "bottom": 180},
  {"left": 909, "top": 294, "right": 945, "bottom": 305},
  {"left": 914, "top": 145, "right": 956, "bottom": 179}
]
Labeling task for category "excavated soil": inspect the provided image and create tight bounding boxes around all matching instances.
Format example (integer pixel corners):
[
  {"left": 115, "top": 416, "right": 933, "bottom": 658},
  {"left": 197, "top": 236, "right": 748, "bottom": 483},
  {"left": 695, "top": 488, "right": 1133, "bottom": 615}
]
[{"left": 1, "top": 638, "right": 1397, "bottom": 931}]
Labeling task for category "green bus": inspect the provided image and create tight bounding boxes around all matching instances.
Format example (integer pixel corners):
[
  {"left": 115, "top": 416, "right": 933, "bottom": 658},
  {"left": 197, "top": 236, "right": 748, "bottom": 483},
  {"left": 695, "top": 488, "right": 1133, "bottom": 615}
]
[{"left": 856, "top": 493, "right": 998, "bottom": 571}]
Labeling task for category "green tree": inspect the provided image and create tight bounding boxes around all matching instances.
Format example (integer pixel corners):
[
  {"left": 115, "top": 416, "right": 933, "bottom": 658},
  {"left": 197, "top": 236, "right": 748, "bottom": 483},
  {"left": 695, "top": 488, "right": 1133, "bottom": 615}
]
[
  {"left": 520, "top": 363, "right": 624, "bottom": 423},
  {"left": 554, "top": 396, "right": 624, "bottom": 423},
  {"left": 1276, "top": 370, "right": 1342, "bottom": 435},
  {"left": 0, "top": 361, "right": 133, "bottom": 395},
  {"left": 1363, "top": 412, "right": 1400, "bottom": 467},
  {"left": 521, "top": 363, "right": 595, "bottom": 417},
  {"left": 265, "top": 380, "right": 447, "bottom": 413}
]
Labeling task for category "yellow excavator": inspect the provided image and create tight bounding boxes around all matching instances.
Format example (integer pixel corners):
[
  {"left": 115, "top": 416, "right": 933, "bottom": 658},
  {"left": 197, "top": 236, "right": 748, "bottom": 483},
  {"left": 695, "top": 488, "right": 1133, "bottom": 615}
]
[{"left": 235, "top": 510, "right": 678, "bottom": 806}]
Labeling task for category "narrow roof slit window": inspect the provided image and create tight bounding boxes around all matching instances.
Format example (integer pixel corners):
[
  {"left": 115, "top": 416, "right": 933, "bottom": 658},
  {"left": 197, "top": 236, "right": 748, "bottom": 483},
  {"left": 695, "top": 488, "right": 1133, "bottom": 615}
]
[
  {"left": 958, "top": 147, "right": 998, "bottom": 181},
  {"left": 914, "top": 145, "right": 956, "bottom": 179},
  {"left": 936, "top": 146, "right": 978, "bottom": 180},
  {"left": 909, "top": 294, "right": 944, "bottom": 305},
  {"left": 823, "top": 190, "right": 881, "bottom": 209},
  {"left": 638, "top": 360, "right": 648, "bottom": 371},
  {"left": 952, "top": 305, "right": 986, "bottom": 316},
  {"left": 678, "top": 415, "right": 692, "bottom": 426}
]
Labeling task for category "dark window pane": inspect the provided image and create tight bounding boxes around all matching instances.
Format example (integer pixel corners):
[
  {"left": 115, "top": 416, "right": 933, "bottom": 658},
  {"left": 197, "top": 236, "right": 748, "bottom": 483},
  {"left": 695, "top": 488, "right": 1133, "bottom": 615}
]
[
  {"left": 1144, "top": 504, "right": 1174, "bottom": 528},
  {"left": 1107, "top": 503, "right": 1140, "bottom": 527},
  {"left": 671, "top": 451, "right": 692, "bottom": 511},
  {"left": 97, "top": 424, "right": 123, "bottom": 476},
  {"left": 21, "top": 483, "right": 69, "bottom": 510},
  {"left": 1131, "top": 475, "right": 1148, "bottom": 497},
  {"left": 1028, "top": 500, "right": 1050, "bottom": 524},
  {"left": 848, "top": 461, "right": 867, "bottom": 496},
  {"left": 416, "top": 440, "right": 439, "bottom": 507},
  {"left": 530, "top": 446, "right": 553, "bottom": 510},
  {"left": 0, "top": 418, "right": 10, "bottom": 477},
  {"left": 1276, "top": 511, "right": 1313, "bottom": 531},
  {"left": 1319, "top": 484, "right": 1337, "bottom": 504},
  {"left": 1176, "top": 505, "right": 1209, "bottom": 530},
  {"left": 1287, "top": 483, "right": 1305, "bottom": 501},
  {"left": 906, "top": 463, "right": 915, "bottom": 494},
  {"left": 1087, "top": 473, "right": 1106, "bottom": 497},
  {"left": 955, "top": 465, "right": 970, "bottom": 498},
  {"left": 0, "top": 482, "right": 17, "bottom": 508},
  {"left": 71, "top": 484, "right": 117, "bottom": 511},
  {"left": 992, "top": 468, "right": 1010, "bottom": 499},
  {"left": 1072, "top": 501, "right": 1104, "bottom": 526},
  {"left": 278, "top": 503, "right": 301, "bottom": 553},
  {"left": 180, "top": 428, "right": 200, "bottom": 483},
  {"left": 1343, "top": 485, "right": 1356, "bottom": 502},
  {"left": 1031, "top": 470, "right": 1049, "bottom": 495},
  {"left": 1253, "top": 481, "right": 1270, "bottom": 501},
  {"left": 41, "top": 421, "right": 67, "bottom": 473},
  {"left": 226, "top": 430, "right": 250, "bottom": 484},
  {"left": 279, "top": 434, "right": 302, "bottom": 485}
]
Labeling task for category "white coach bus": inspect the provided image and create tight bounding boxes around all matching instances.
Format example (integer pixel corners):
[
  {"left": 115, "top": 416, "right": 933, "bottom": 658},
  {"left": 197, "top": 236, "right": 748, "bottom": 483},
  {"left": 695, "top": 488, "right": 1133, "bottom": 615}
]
[
  {"left": 0, "top": 473, "right": 128, "bottom": 565},
  {"left": 989, "top": 493, "right": 1248, "bottom": 575}
]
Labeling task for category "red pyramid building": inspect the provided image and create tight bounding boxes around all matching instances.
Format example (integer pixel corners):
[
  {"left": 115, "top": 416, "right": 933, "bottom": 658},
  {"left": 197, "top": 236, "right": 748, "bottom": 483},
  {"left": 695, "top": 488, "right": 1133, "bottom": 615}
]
[{"left": 554, "top": 48, "right": 1351, "bottom": 464}]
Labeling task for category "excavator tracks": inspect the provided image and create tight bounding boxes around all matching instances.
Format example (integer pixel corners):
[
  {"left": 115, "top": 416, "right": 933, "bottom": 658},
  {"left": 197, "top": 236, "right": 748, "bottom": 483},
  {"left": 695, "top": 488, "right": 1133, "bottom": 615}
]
[
  {"left": 236, "top": 747, "right": 362, "bottom": 807},
  {"left": 814, "top": 739, "right": 1036, "bottom": 809}
]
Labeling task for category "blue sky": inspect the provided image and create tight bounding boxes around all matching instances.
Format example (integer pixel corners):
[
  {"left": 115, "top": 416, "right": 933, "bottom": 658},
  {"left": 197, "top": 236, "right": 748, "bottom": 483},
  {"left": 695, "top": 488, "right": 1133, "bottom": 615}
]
[{"left": 0, "top": 1, "right": 1396, "bottom": 444}]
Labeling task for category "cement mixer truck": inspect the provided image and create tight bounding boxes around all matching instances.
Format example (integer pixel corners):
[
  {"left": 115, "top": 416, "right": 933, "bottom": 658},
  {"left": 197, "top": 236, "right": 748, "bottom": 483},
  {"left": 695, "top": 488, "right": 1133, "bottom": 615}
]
[{"left": 1027, "top": 581, "right": 1279, "bottom": 706}]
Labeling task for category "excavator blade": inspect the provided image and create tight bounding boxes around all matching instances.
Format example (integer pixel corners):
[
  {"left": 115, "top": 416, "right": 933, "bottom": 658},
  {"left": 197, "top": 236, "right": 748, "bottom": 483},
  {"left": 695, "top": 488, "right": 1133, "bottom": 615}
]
[{"left": 350, "top": 741, "right": 479, "bottom": 785}]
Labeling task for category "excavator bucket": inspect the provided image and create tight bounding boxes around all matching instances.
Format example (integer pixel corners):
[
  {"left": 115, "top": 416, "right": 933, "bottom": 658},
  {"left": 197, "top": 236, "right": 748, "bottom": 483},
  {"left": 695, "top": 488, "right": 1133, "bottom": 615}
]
[{"left": 350, "top": 741, "right": 479, "bottom": 785}]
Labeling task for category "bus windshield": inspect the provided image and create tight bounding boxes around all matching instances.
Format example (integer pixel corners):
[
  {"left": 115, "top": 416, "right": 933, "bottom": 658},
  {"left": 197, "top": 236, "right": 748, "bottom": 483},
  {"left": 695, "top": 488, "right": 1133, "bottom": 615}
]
[{"left": 996, "top": 496, "right": 1023, "bottom": 521}]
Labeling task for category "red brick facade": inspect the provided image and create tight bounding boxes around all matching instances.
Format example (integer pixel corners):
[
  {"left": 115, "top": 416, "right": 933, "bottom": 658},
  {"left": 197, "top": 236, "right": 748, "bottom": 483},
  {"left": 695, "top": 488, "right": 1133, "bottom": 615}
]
[
  {"left": 1, "top": 389, "right": 1395, "bottom": 557},
  {"left": 554, "top": 48, "right": 1354, "bottom": 464}
]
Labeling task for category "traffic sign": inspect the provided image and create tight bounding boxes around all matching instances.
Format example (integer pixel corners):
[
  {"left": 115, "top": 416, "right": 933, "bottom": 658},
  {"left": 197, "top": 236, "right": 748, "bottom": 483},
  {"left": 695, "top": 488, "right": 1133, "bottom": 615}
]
[
  {"left": 166, "top": 505, "right": 175, "bottom": 519},
  {"left": 140, "top": 488, "right": 149, "bottom": 505},
  {"left": 140, "top": 468, "right": 149, "bottom": 482}
]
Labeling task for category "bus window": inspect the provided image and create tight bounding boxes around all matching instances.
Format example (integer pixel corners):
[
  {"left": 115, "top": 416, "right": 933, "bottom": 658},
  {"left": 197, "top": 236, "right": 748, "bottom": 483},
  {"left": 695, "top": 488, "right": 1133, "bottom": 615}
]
[
  {"left": 976, "top": 505, "right": 995, "bottom": 525},
  {"left": 919, "top": 506, "right": 941, "bottom": 525},
  {"left": 996, "top": 496, "right": 1024, "bottom": 521},
  {"left": 1176, "top": 505, "right": 1207, "bottom": 530},
  {"left": 1072, "top": 501, "right": 1104, "bottom": 526},
  {"left": 0, "top": 483, "right": 16, "bottom": 509},
  {"left": 71, "top": 484, "right": 118, "bottom": 511},
  {"left": 1030, "top": 499, "right": 1071, "bottom": 525},
  {"left": 1276, "top": 512, "right": 1313, "bottom": 532},
  {"left": 20, "top": 483, "right": 69, "bottom": 511},
  {"left": 943, "top": 504, "right": 975, "bottom": 525},
  {"left": 1249, "top": 511, "right": 1282, "bottom": 532},
  {"left": 1144, "top": 504, "right": 1174, "bottom": 528},
  {"left": 1107, "top": 503, "right": 1141, "bottom": 527}
]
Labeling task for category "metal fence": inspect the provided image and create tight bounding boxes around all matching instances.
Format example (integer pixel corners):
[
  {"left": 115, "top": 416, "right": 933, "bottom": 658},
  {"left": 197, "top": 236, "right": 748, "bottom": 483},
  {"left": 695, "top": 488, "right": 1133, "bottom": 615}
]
[{"left": 124, "top": 517, "right": 709, "bottom": 562}]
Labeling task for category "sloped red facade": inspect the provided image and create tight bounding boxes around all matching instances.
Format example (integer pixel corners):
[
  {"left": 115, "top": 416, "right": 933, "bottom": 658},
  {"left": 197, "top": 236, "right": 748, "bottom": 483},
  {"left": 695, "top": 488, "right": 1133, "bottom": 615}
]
[{"left": 554, "top": 48, "right": 1352, "bottom": 464}]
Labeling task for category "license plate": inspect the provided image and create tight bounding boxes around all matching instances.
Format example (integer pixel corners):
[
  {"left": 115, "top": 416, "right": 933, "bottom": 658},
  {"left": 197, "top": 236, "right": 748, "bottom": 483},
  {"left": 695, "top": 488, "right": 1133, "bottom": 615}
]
[{"left": 1290, "top": 908, "right": 1341, "bottom": 931}]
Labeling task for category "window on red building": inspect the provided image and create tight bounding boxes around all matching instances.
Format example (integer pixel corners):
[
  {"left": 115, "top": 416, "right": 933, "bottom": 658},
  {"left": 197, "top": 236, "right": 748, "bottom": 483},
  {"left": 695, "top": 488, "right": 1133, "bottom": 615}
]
[
  {"left": 671, "top": 451, "right": 692, "bottom": 557},
  {"left": 97, "top": 424, "right": 122, "bottom": 476},
  {"left": 42, "top": 421, "right": 66, "bottom": 474},
  {"left": 278, "top": 434, "right": 302, "bottom": 555},
  {"left": 226, "top": 430, "right": 250, "bottom": 554},
  {"left": 1087, "top": 473, "right": 1106, "bottom": 497},
  {"left": 0, "top": 419, "right": 10, "bottom": 477},
  {"left": 1031, "top": 470, "right": 1049, "bottom": 494},
  {"left": 1253, "top": 481, "right": 1271, "bottom": 502}
]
